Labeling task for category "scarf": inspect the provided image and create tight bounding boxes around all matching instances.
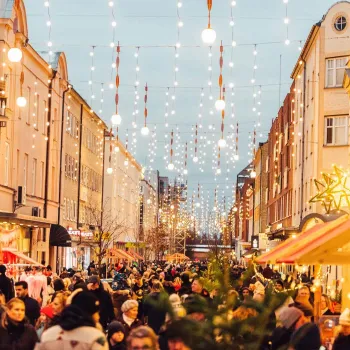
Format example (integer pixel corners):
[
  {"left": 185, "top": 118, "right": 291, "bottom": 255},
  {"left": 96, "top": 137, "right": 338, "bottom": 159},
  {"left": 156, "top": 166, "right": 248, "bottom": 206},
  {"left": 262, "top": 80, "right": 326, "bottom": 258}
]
[{"left": 122, "top": 313, "right": 135, "bottom": 327}]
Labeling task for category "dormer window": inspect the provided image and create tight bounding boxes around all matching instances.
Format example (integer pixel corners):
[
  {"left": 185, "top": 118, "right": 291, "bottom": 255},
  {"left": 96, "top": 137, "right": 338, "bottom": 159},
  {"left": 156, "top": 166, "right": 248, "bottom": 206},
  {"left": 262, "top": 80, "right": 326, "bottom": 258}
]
[{"left": 334, "top": 16, "right": 347, "bottom": 31}]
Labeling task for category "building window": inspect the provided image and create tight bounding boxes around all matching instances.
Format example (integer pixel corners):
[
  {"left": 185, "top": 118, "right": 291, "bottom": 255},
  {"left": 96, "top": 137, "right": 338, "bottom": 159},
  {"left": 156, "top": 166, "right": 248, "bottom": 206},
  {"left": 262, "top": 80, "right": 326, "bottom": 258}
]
[
  {"left": 326, "top": 57, "right": 348, "bottom": 87},
  {"left": 4, "top": 142, "right": 9, "bottom": 186},
  {"left": 325, "top": 116, "right": 348, "bottom": 146},
  {"left": 34, "top": 94, "right": 39, "bottom": 129},
  {"left": 32, "top": 159, "right": 37, "bottom": 196},
  {"left": 334, "top": 16, "right": 347, "bottom": 31},
  {"left": 24, "top": 154, "right": 28, "bottom": 193}
]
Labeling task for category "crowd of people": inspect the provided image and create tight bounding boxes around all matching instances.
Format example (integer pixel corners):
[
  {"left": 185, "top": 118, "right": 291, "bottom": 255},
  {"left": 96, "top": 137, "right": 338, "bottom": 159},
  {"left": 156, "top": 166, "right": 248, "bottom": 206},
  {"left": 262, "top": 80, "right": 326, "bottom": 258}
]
[{"left": 0, "top": 260, "right": 349, "bottom": 350}]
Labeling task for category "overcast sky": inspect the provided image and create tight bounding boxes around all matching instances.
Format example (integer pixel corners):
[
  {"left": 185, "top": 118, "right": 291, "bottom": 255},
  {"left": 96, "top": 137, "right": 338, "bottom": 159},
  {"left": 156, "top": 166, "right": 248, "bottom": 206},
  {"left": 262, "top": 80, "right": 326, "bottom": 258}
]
[{"left": 25, "top": 0, "right": 337, "bottom": 211}]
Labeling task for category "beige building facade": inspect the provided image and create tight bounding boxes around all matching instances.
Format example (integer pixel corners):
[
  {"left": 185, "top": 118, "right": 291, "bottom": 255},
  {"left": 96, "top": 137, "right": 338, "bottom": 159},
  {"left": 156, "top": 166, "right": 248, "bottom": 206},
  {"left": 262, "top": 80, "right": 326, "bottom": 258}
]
[
  {"left": 104, "top": 137, "right": 142, "bottom": 248},
  {"left": 291, "top": 1, "right": 350, "bottom": 229},
  {"left": 0, "top": 0, "right": 68, "bottom": 266}
]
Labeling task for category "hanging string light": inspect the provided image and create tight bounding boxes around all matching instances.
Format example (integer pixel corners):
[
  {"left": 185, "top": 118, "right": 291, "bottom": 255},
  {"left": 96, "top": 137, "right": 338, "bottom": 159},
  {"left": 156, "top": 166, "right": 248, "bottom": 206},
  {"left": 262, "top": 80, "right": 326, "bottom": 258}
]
[
  {"left": 176, "top": 0, "right": 183, "bottom": 48},
  {"left": 88, "top": 46, "right": 96, "bottom": 112},
  {"left": 202, "top": 0, "right": 216, "bottom": 44},
  {"left": 141, "top": 83, "right": 149, "bottom": 136},
  {"left": 111, "top": 43, "right": 121, "bottom": 126},
  {"left": 132, "top": 47, "right": 140, "bottom": 129},
  {"left": 283, "top": 0, "right": 290, "bottom": 45},
  {"left": 183, "top": 141, "right": 188, "bottom": 175},
  {"left": 196, "top": 183, "right": 201, "bottom": 207},
  {"left": 193, "top": 123, "right": 199, "bottom": 163},
  {"left": 164, "top": 87, "right": 170, "bottom": 128},
  {"left": 44, "top": 1, "right": 53, "bottom": 66},
  {"left": 216, "top": 146, "right": 221, "bottom": 175},
  {"left": 218, "top": 86, "right": 226, "bottom": 148},
  {"left": 234, "top": 122, "right": 239, "bottom": 160},
  {"left": 215, "top": 41, "right": 225, "bottom": 111},
  {"left": 168, "top": 129, "right": 174, "bottom": 170}
]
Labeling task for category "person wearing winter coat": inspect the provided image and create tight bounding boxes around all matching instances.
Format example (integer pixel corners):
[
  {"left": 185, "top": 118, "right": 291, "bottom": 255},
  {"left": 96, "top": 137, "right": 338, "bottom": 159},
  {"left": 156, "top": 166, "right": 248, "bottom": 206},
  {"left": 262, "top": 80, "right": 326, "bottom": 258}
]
[
  {"left": 0, "top": 265, "right": 14, "bottom": 302},
  {"left": 87, "top": 275, "right": 115, "bottom": 329},
  {"left": 0, "top": 298, "right": 39, "bottom": 350},
  {"left": 270, "top": 307, "right": 306, "bottom": 350},
  {"left": 143, "top": 281, "right": 167, "bottom": 335},
  {"left": 288, "top": 322, "right": 321, "bottom": 350},
  {"left": 117, "top": 299, "right": 143, "bottom": 339},
  {"left": 36, "top": 290, "right": 108, "bottom": 350},
  {"left": 107, "top": 321, "right": 127, "bottom": 350}
]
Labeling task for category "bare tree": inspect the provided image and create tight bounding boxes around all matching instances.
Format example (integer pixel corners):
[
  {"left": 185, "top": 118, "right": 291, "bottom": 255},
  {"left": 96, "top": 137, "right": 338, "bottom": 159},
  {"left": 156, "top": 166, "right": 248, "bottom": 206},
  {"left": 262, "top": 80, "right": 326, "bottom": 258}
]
[
  {"left": 144, "top": 223, "right": 169, "bottom": 261},
  {"left": 84, "top": 199, "right": 131, "bottom": 270}
]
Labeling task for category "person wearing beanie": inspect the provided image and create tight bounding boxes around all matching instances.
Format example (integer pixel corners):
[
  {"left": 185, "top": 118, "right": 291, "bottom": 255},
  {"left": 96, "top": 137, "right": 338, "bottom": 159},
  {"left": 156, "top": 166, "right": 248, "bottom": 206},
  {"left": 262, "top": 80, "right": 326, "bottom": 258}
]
[
  {"left": 53, "top": 279, "right": 65, "bottom": 293},
  {"left": 117, "top": 299, "right": 142, "bottom": 338},
  {"left": 37, "top": 290, "right": 108, "bottom": 350},
  {"left": 289, "top": 322, "right": 321, "bottom": 350},
  {"left": 333, "top": 308, "right": 350, "bottom": 350},
  {"left": 107, "top": 321, "right": 126, "bottom": 350},
  {"left": 270, "top": 307, "right": 306, "bottom": 350}
]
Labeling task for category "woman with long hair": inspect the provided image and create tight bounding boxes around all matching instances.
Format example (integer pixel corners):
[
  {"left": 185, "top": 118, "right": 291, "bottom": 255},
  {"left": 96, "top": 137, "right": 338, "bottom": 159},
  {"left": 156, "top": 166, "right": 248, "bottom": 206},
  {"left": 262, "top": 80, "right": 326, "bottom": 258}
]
[{"left": 0, "top": 298, "right": 39, "bottom": 350}]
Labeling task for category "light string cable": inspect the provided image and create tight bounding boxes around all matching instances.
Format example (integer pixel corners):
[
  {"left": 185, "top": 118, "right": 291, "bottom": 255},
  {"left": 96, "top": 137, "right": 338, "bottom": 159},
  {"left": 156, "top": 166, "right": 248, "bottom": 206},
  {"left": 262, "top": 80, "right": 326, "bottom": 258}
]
[
  {"left": 44, "top": 0, "right": 53, "bottom": 67},
  {"left": 108, "top": 0, "right": 117, "bottom": 90}
]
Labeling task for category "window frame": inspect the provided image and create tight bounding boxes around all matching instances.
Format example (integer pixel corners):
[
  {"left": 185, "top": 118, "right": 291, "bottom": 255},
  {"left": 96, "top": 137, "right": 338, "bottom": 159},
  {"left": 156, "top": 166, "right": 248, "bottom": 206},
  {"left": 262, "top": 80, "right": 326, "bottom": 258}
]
[
  {"left": 326, "top": 57, "right": 348, "bottom": 88},
  {"left": 324, "top": 115, "right": 349, "bottom": 146}
]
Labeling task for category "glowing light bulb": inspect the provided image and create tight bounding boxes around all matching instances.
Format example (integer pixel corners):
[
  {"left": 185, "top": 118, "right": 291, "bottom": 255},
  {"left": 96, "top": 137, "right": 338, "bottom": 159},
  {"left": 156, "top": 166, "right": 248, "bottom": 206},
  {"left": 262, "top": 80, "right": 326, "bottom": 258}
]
[
  {"left": 178, "top": 21, "right": 184, "bottom": 27},
  {"left": 284, "top": 17, "right": 289, "bottom": 24},
  {"left": 250, "top": 170, "right": 257, "bottom": 178},
  {"left": 183, "top": 169, "right": 188, "bottom": 175},
  {"left": 218, "top": 139, "right": 226, "bottom": 148},
  {"left": 232, "top": 40, "right": 237, "bottom": 47},
  {"left": 202, "top": 27, "right": 217, "bottom": 44},
  {"left": 111, "top": 114, "right": 122, "bottom": 125},
  {"left": 7, "top": 48, "right": 22, "bottom": 62},
  {"left": 141, "top": 126, "right": 149, "bottom": 136},
  {"left": 216, "top": 168, "right": 222, "bottom": 175},
  {"left": 114, "top": 146, "right": 120, "bottom": 153},
  {"left": 124, "top": 159, "right": 129, "bottom": 166},
  {"left": 215, "top": 99, "right": 226, "bottom": 111},
  {"left": 168, "top": 163, "right": 174, "bottom": 170},
  {"left": 196, "top": 202, "right": 200, "bottom": 208},
  {"left": 193, "top": 156, "right": 198, "bottom": 163},
  {"left": 106, "top": 167, "right": 113, "bottom": 175},
  {"left": 285, "top": 39, "right": 290, "bottom": 45},
  {"left": 16, "top": 96, "right": 27, "bottom": 107},
  {"left": 234, "top": 154, "right": 239, "bottom": 161}
]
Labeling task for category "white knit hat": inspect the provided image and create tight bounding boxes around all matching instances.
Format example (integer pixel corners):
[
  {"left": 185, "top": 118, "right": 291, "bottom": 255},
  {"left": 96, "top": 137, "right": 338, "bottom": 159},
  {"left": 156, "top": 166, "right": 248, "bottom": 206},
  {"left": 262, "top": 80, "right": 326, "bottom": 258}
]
[
  {"left": 121, "top": 299, "right": 139, "bottom": 313},
  {"left": 339, "top": 308, "right": 350, "bottom": 326}
]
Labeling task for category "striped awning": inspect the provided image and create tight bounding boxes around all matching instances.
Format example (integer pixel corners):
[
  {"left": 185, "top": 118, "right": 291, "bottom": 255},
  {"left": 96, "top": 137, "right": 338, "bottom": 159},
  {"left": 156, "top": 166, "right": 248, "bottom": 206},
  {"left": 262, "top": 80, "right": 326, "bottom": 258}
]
[{"left": 256, "top": 214, "right": 350, "bottom": 265}]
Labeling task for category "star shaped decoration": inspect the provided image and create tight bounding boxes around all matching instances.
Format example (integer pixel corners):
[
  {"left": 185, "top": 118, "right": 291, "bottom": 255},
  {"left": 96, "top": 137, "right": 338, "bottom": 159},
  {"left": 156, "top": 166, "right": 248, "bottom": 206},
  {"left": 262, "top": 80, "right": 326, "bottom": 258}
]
[{"left": 309, "top": 166, "right": 350, "bottom": 213}]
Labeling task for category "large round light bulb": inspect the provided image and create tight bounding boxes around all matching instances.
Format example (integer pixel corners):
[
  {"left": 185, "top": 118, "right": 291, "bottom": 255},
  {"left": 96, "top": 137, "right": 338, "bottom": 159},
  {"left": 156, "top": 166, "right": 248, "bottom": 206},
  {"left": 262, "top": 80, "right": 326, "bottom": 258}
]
[
  {"left": 196, "top": 202, "right": 201, "bottom": 208},
  {"left": 114, "top": 146, "right": 120, "bottom": 153},
  {"left": 8, "top": 48, "right": 23, "bottom": 63},
  {"left": 193, "top": 156, "right": 198, "bottom": 163},
  {"left": 183, "top": 169, "right": 188, "bottom": 175},
  {"left": 201, "top": 27, "right": 216, "bottom": 44},
  {"left": 168, "top": 163, "right": 174, "bottom": 170},
  {"left": 106, "top": 167, "right": 113, "bottom": 174},
  {"left": 124, "top": 159, "right": 129, "bottom": 166},
  {"left": 216, "top": 168, "right": 222, "bottom": 175},
  {"left": 111, "top": 114, "right": 121, "bottom": 125},
  {"left": 250, "top": 170, "right": 257, "bottom": 178},
  {"left": 16, "top": 96, "right": 27, "bottom": 107},
  {"left": 141, "top": 126, "right": 149, "bottom": 136},
  {"left": 234, "top": 154, "right": 239, "bottom": 161},
  {"left": 218, "top": 139, "right": 226, "bottom": 148},
  {"left": 215, "top": 99, "right": 226, "bottom": 111}
]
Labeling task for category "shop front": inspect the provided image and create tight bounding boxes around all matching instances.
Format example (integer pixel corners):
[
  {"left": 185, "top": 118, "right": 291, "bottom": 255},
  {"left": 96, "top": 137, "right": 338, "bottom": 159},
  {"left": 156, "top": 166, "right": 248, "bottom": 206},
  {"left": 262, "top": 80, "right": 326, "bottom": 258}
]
[{"left": 63, "top": 228, "right": 94, "bottom": 270}]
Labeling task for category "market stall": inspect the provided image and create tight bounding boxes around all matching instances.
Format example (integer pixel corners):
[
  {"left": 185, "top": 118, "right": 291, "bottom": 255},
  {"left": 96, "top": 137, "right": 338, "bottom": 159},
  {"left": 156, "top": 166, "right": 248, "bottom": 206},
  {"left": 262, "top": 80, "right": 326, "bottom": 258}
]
[{"left": 256, "top": 214, "right": 350, "bottom": 311}]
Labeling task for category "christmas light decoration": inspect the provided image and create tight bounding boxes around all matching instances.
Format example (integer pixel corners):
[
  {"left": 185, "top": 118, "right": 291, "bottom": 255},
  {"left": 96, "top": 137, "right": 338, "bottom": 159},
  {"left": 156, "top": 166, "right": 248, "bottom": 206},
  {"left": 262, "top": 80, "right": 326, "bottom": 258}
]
[
  {"left": 141, "top": 83, "right": 149, "bottom": 136},
  {"left": 7, "top": 48, "right": 22, "bottom": 63},
  {"left": 202, "top": 0, "right": 216, "bottom": 44},
  {"left": 215, "top": 41, "right": 225, "bottom": 111}
]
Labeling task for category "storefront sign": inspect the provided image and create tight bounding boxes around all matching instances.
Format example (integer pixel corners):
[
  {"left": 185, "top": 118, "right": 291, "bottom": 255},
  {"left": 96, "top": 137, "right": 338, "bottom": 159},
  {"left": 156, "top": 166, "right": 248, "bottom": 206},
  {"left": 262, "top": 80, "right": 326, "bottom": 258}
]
[{"left": 68, "top": 229, "right": 93, "bottom": 240}]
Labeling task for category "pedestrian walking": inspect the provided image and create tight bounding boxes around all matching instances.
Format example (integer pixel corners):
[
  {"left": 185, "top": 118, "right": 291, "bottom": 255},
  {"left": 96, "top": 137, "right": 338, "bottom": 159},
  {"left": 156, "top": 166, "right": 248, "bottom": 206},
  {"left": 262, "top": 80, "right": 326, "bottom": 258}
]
[
  {"left": 0, "top": 265, "right": 14, "bottom": 302},
  {"left": 37, "top": 290, "right": 108, "bottom": 350},
  {"left": 15, "top": 281, "right": 40, "bottom": 326},
  {"left": 107, "top": 321, "right": 127, "bottom": 350},
  {"left": 117, "top": 299, "right": 143, "bottom": 338},
  {"left": 0, "top": 298, "right": 39, "bottom": 350}
]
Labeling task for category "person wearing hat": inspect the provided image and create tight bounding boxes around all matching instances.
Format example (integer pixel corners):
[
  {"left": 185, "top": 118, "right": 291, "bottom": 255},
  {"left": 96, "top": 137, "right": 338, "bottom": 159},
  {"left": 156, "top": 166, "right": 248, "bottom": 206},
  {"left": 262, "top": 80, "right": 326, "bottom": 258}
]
[
  {"left": 270, "top": 306, "right": 306, "bottom": 350},
  {"left": 107, "top": 321, "right": 126, "bottom": 350},
  {"left": 87, "top": 275, "right": 115, "bottom": 330},
  {"left": 38, "top": 290, "right": 108, "bottom": 349},
  {"left": 333, "top": 308, "right": 350, "bottom": 350},
  {"left": 289, "top": 322, "right": 321, "bottom": 350},
  {"left": 117, "top": 299, "right": 142, "bottom": 338}
]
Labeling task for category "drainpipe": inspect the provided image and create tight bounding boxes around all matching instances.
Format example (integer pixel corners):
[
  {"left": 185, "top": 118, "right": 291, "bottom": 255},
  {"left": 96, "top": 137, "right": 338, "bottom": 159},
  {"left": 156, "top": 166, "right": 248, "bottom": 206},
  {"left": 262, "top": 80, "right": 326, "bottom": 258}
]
[
  {"left": 58, "top": 86, "right": 70, "bottom": 224},
  {"left": 300, "top": 61, "right": 306, "bottom": 224},
  {"left": 44, "top": 70, "right": 57, "bottom": 219},
  {"left": 77, "top": 103, "right": 83, "bottom": 244}
]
